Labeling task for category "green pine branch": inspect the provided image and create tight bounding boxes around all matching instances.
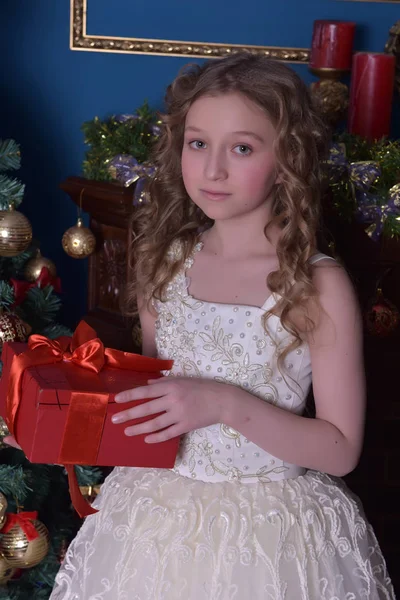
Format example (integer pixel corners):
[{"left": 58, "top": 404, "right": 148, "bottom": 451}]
[
  {"left": 18, "top": 285, "right": 62, "bottom": 331},
  {"left": 0, "top": 138, "right": 25, "bottom": 210},
  {"left": 0, "top": 244, "right": 38, "bottom": 281},
  {"left": 0, "top": 464, "right": 31, "bottom": 502},
  {"left": 0, "top": 588, "right": 19, "bottom": 600},
  {"left": 0, "top": 174, "right": 24, "bottom": 209},
  {"left": 81, "top": 101, "right": 159, "bottom": 181},
  {"left": 75, "top": 465, "right": 104, "bottom": 486},
  {"left": 40, "top": 323, "right": 73, "bottom": 339},
  {"left": 0, "top": 139, "right": 21, "bottom": 172},
  {"left": 0, "top": 281, "right": 15, "bottom": 310}
]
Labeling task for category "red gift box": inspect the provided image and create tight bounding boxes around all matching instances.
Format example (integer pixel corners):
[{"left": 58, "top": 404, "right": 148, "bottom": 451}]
[{"left": 0, "top": 321, "right": 177, "bottom": 516}]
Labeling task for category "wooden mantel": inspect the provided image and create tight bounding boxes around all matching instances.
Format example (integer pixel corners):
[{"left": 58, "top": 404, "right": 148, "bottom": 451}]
[{"left": 60, "top": 176, "right": 134, "bottom": 228}]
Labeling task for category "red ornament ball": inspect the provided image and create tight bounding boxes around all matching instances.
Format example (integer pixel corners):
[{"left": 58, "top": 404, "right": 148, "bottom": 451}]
[{"left": 365, "top": 291, "right": 400, "bottom": 337}]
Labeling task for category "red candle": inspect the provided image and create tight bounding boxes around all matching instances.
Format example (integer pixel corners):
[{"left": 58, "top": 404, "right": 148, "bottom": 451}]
[
  {"left": 310, "top": 20, "right": 356, "bottom": 71},
  {"left": 348, "top": 52, "right": 395, "bottom": 141}
]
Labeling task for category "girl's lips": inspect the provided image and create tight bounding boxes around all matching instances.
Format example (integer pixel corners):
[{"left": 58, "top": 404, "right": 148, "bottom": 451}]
[{"left": 201, "top": 190, "right": 231, "bottom": 200}]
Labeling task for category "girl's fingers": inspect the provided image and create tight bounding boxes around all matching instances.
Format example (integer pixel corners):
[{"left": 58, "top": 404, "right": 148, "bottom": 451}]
[
  {"left": 124, "top": 413, "right": 175, "bottom": 437},
  {"left": 112, "top": 397, "right": 168, "bottom": 424},
  {"left": 115, "top": 383, "right": 168, "bottom": 404},
  {"left": 145, "top": 424, "right": 183, "bottom": 444}
]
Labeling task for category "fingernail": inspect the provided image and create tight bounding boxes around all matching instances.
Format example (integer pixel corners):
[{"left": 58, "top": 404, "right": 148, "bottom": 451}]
[{"left": 111, "top": 415, "right": 122, "bottom": 424}]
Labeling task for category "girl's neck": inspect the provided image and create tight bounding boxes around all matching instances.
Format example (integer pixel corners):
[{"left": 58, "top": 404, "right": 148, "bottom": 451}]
[{"left": 203, "top": 208, "right": 279, "bottom": 259}]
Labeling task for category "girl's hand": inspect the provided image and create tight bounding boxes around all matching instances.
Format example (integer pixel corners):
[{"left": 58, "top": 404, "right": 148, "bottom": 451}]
[
  {"left": 3, "top": 436, "right": 22, "bottom": 449},
  {"left": 112, "top": 377, "right": 230, "bottom": 443}
]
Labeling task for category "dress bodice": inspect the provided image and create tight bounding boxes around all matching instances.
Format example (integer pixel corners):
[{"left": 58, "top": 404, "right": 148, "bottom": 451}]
[{"left": 153, "top": 241, "right": 315, "bottom": 484}]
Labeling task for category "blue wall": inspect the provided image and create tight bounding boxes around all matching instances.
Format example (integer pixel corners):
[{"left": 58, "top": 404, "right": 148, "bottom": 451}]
[{"left": 1, "top": 0, "right": 399, "bottom": 326}]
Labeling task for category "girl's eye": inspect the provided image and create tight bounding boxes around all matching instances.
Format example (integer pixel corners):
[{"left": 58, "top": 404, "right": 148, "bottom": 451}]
[
  {"left": 234, "top": 144, "right": 252, "bottom": 156},
  {"left": 189, "top": 140, "right": 207, "bottom": 150}
]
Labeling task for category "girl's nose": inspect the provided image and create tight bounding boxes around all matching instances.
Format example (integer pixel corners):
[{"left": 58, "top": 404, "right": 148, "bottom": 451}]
[{"left": 204, "top": 150, "right": 228, "bottom": 181}]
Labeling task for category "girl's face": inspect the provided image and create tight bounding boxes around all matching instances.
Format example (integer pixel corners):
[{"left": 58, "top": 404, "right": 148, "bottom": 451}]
[{"left": 182, "top": 92, "right": 280, "bottom": 222}]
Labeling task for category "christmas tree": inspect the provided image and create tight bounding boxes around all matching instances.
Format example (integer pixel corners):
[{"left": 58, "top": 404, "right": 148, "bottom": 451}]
[{"left": 0, "top": 139, "right": 103, "bottom": 598}]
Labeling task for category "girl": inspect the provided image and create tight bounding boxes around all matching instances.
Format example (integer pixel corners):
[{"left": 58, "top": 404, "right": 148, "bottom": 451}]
[{"left": 50, "top": 54, "right": 395, "bottom": 599}]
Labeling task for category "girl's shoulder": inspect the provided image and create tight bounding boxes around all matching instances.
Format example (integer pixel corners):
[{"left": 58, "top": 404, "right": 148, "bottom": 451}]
[
  {"left": 310, "top": 253, "right": 356, "bottom": 323},
  {"left": 309, "top": 252, "right": 338, "bottom": 266},
  {"left": 309, "top": 253, "right": 351, "bottom": 302}
]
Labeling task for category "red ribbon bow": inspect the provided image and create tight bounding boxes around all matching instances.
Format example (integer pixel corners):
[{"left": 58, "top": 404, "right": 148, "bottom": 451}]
[
  {"left": 5, "top": 321, "right": 173, "bottom": 518},
  {"left": 3, "top": 511, "right": 40, "bottom": 541},
  {"left": 5, "top": 322, "right": 108, "bottom": 435}
]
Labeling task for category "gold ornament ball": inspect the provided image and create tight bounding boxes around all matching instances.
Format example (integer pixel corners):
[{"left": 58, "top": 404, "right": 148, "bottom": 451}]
[
  {"left": 78, "top": 485, "right": 101, "bottom": 505},
  {"left": 0, "top": 556, "right": 16, "bottom": 585},
  {"left": 62, "top": 218, "right": 96, "bottom": 259},
  {"left": 0, "top": 518, "right": 50, "bottom": 568},
  {"left": 0, "top": 416, "right": 10, "bottom": 450},
  {"left": 24, "top": 251, "right": 57, "bottom": 282},
  {"left": 0, "top": 492, "right": 7, "bottom": 531},
  {"left": 0, "top": 206, "right": 32, "bottom": 257}
]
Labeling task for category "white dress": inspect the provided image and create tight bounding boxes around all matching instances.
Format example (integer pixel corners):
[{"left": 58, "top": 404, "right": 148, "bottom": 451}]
[{"left": 50, "top": 242, "right": 395, "bottom": 600}]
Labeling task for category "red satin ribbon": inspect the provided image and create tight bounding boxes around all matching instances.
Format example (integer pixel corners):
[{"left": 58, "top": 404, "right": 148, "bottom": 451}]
[
  {"left": 5, "top": 320, "right": 173, "bottom": 518},
  {"left": 3, "top": 511, "right": 40, "bottom": 541}
]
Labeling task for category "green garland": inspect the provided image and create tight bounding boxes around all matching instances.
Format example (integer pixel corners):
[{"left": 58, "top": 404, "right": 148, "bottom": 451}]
[
  {"left": 327, "top": 133, "right": 400, "bottom": 240},
  {"left": 81, "top": 101, "right": 159, "bottom": 181}
]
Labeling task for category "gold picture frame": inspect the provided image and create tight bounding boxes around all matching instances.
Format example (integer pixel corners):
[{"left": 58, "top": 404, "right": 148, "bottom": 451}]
[{"left": 70, "top": 0, "right": 310, "bottom": 62}]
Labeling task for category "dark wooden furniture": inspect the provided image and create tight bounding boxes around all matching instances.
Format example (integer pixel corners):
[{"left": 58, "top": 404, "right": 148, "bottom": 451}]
[
  {"left": 323, "top": 211, "right": 400, "bottom": 594},
  {"left": 60, "top": 177, "right": 139, "bottom": 352}
]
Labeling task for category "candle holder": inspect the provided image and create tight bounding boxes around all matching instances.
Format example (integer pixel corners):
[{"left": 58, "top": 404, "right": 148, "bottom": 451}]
[
  {"left": 309, "top": 20, "right": 355, "bottom": 128},
  {"left": 309, "top": 68, "right": 349, "bottom": 128}
]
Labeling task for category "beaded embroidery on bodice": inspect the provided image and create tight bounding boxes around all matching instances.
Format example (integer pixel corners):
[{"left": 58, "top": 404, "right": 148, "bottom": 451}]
[{"left": 153, "top": 240, "right": 313, "bottom": 483}]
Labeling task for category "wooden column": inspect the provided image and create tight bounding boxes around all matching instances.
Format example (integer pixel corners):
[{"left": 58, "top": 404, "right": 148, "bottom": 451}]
[{"left": 60, "top": 176, "right": 140, "bottom": 352}]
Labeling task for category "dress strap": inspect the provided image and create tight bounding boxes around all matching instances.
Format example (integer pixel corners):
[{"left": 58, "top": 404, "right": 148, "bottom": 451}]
[{"left": 309, "top": 253, "right": 337, "bottom": 265}]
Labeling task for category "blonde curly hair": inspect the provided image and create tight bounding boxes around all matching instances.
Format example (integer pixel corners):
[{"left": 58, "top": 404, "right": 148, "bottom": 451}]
[{"left": 126, "top": 53, "right": 329, "bottom": 359}]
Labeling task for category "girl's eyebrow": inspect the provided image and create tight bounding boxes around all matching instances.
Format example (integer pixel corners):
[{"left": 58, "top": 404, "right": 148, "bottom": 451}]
[
  {"left": 184, "top": 126, "right": 203, "bottom": 133},
  {"left": 232, "top": 130, "right": 265, "bottom": 143},
  {"left": 185, "top": 126, "right": 265, "bottom": 143}
]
